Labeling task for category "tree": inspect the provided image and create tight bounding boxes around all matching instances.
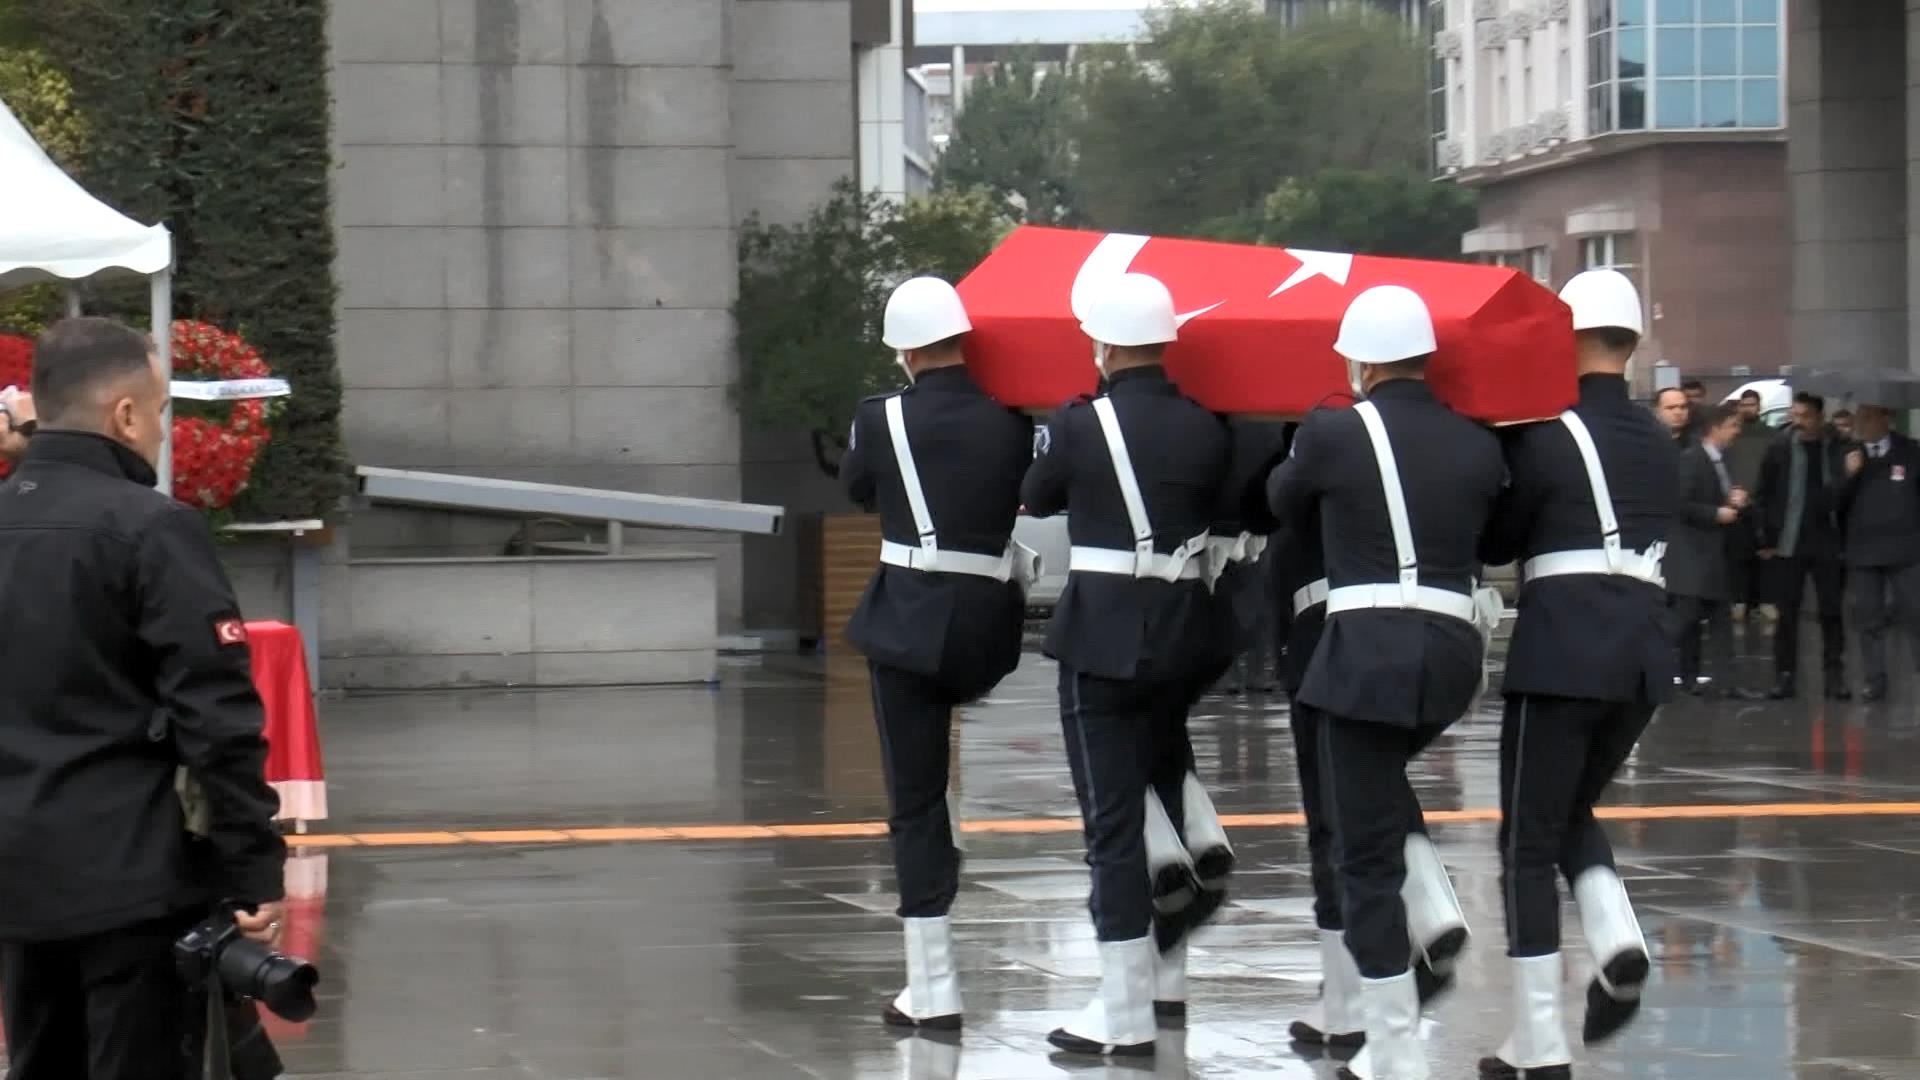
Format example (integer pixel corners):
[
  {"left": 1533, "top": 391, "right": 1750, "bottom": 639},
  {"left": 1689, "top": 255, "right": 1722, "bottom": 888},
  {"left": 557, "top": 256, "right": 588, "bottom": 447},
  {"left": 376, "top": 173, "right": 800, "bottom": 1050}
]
[
  {"left": 735, "top": 182, "right": 1011, "bottom": 476},
  {"left": 1201, "top": 169, "right": 1478, "bottom": 259},
  {"left": 934, "top": 54, "right": 1082, "bottom": 225},
  {"left": 1073, "top": 3, "right": 1434, "bottom": 235}
]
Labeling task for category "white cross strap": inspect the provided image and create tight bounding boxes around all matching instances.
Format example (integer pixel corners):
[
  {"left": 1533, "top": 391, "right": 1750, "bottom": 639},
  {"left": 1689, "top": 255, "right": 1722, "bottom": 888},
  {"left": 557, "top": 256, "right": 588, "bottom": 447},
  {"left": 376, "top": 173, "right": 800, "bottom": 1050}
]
[
  {"left": 885, "top": 395, "right": 938, "bottom": 555},
  {"left": 1519, "top": 410, "right": 1665, "bottom": 587},
  {"left": 1072, "top": 396, "right": 1211, "bottom": 583},
  {"left": 879, "top": 394, "right": 1041, "bottom": 586},
  {"left": 1352, "top": 401, "right": 1420, "bottom": 604}
]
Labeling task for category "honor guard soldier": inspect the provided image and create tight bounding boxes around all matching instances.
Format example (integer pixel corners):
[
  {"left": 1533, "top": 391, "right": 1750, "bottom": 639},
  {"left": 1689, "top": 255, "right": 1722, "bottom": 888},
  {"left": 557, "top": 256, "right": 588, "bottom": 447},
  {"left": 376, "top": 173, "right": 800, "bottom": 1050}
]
[
  {"left": 1021, "top": 272, "right": 1232, "bottom": 1057},
  {"left": 839, "top": 277, "right": 1036, "bottom": 1033},
  {"left": 1475, "top": 270, "right": 1673, "bottom": 1078},
  {"left": 1266, "top": 286, "right": 1503, "bottom": 1080}
]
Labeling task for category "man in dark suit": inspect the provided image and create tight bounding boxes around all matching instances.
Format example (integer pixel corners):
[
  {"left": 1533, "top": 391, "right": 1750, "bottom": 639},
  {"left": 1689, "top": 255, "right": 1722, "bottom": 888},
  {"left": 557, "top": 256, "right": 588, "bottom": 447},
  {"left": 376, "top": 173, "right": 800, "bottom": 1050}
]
[
  {"left": 1837, "top": 403, "right": 1920, "bottom": 702},
  {"left": 1022, "top": 272, "right": 1232, "bottom": 1058},
  {"left": 1267, "top": 285, "right": 1505, "bottom": 1080},
  {"left": 1476, "top": 270, "right": 1675, "bottom": 1078},
  {"left": 1664, "top": 403, "right": 1753, "bottom": 697},
  {"left": 840, "top": 277, "right": 1035, "bottom": 1032},
  {"left": 1725, "top": 390, "right": 1774, "bottom": 621},
  {"left": 1655, "top": 388, "right": 1693, "bottom": 450},
  {"left": 1753, "top": 392, "right": 1852, "bottom": 700}
]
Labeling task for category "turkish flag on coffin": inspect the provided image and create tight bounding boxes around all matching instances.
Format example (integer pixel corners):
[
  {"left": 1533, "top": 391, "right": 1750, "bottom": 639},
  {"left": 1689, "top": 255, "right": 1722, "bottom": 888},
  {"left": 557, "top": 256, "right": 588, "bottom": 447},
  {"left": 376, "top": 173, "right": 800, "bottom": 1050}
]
[{"left": 954, "top": 226, "right": 1579, "bottom": 422}]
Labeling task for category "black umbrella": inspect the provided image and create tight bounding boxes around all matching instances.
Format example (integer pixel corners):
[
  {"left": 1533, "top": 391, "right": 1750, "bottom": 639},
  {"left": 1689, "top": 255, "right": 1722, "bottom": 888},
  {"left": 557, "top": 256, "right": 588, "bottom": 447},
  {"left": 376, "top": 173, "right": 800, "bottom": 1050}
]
[{"left": 1791, "top": 367, "right": 1920, "bottom": 410}]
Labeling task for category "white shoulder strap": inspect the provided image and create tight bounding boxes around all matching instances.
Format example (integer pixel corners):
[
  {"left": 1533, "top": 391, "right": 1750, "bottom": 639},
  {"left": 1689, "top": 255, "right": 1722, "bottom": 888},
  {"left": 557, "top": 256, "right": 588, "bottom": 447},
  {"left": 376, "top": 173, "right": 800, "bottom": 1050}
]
[
  {"left": 1090, "top": 397, "right": 1157, "bottom": 573},
  {"left": 1556, "top": 410, "right": 1622, "bottom": 571},
  {"left": 884, "top": 395, "right": 938, "bottom": 555},
  {"left": 1353, "top": 401, "right": 1419, "bottom": 603}
]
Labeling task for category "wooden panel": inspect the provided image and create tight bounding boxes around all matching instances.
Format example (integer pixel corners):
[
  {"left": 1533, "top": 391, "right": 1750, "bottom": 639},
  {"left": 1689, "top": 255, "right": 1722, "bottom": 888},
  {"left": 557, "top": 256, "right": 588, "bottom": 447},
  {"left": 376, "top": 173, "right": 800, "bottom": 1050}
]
[{"left": 821, "top": 512, "right": 883, "bottom": 648}]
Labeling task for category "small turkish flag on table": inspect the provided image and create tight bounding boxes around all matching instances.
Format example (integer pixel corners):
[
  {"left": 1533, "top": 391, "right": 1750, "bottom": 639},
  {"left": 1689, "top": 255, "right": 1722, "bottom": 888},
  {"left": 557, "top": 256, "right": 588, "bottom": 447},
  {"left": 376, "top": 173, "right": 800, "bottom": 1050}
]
[
  {"left": 957, "top": 226, "right": 1578, "bottom": 422},
  {"left": 245, "top": 621, "right": 328, "bottom": 826}
]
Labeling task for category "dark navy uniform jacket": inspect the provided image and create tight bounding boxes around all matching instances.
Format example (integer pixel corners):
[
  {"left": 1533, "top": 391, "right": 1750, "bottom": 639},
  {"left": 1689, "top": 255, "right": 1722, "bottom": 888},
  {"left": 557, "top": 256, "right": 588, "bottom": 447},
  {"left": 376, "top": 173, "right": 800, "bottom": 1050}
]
[
  {"left": 841, "top": 366, "right": 1033, "bottom": 697},
  {"left": 1266, "top": 379, "right": 1504, "bottom": 729},
  {"left": 1480, "top": 373, "right": 1678, "bottom": 705},
  {"left": 1021, "top": 366, "right": 1231, "bottom": 683}
]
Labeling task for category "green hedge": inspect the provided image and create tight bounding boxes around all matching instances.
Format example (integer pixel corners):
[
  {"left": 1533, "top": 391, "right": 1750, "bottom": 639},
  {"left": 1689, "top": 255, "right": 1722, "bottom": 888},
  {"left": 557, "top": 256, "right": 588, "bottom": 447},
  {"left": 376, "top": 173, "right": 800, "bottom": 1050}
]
[{"left": 18, "top": 0, "right": 346, "bottom": 521}]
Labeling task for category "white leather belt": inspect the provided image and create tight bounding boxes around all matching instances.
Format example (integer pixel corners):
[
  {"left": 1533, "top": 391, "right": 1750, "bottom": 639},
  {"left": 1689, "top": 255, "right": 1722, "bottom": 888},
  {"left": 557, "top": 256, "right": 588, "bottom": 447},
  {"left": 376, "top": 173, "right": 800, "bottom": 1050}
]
[
  {"left": 881, "top": 539, "right": 1036, "bottom": 583},
  {"left": 1206, "top": 531, "right": 1267, "bottom": 568},
  {"left": 1069, "top": 542, "right": 1207, "bottom": 582},
  {"left": 1523, "top": 546, "right": 1665, "bottom": 588},
  {"left": 1291, "top": 577, "right": 1329, "bottom": 617},
  {"left": 1325, "top": 583, "right": 1477, "bottom": 623}
]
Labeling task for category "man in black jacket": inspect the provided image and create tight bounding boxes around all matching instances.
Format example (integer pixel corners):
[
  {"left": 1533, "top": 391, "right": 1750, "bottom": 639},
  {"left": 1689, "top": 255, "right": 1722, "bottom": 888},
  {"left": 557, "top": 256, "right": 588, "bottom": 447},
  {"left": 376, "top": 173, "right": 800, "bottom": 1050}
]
[
  {"left": 1023, "top": 272, "right": 1231, "bottom": 1058},
  {"left": 840, "top": 278, "right": 1034, "bottom": 1032},
  {"left": 1753, "top": 392, "right": 1851, "bottom": 700},
  {"left": 1664, "top": 404, "right": 1753, "bottom": 697},
  {"left": 0, "top": 318, "right": 286, "bottom": 1080},
  {"left": 1267, "top": 285, "right": 1504, "bottom": 1080},
  {"left": 1477, "top": 270, "right": 1675, "bottom": 1079},
  {"left": 1837, "top": 403, "right": 1920, "bottom": 702}
]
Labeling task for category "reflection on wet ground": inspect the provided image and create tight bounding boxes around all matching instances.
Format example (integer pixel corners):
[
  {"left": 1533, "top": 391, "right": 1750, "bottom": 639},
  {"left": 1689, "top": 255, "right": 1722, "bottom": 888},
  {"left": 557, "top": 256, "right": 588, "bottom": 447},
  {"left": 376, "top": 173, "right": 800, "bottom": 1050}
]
[{"left": 20, "top": 619, "right": 1920, "bottom": 1078}]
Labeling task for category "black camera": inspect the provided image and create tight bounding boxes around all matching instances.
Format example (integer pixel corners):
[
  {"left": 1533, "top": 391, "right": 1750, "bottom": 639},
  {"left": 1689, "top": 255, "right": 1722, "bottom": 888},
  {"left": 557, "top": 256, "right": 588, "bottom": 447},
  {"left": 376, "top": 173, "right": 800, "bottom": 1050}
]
[{"left": 174, "top": 908, "right": 319, "bottom": 1023}]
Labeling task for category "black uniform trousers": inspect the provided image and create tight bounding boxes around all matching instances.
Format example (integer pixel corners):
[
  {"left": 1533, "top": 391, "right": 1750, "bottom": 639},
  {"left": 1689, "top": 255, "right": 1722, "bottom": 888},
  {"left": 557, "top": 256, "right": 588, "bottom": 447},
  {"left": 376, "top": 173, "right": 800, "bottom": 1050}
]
[
  {"left": 1058, "top": 665, "right": 1194, "bottom": 943},
  {"left": 1289, "top": 703, "right": 1340, "bottom": 932},
  {"left": 1317, "top": 713, "right": 1445, "bottom": 979},
  {"left": 2, "top": 912, "right": 206, "bottom": 1080},
  {"left": 1497, "top": 695, "right": 1654, "bottom": 957},
  {"left": 1665, "top": 594, "right": 1733, "bottom": 686},
  {"left": 1769, "top": 553, "right": 1846, "bottom": 679},
  {"left": 869, "top": 662, "right": 967, "bottom": 919},
  {"left": 1851, "top": 563, "right": 1920, "bottom": 688}
]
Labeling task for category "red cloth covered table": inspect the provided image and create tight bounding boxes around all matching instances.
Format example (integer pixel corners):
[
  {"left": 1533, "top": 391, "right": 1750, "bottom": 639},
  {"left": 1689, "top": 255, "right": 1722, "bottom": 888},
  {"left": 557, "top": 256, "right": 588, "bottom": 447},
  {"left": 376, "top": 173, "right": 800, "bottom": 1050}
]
[{"left": 246, "top": 620, "right": 328, "bottom": 826}]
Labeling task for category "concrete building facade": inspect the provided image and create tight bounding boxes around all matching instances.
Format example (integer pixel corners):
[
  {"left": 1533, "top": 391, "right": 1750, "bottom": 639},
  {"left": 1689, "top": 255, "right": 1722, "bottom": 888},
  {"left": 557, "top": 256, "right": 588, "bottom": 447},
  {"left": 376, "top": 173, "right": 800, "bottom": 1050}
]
[
  {"left": 326, "top": 0, "right": 864, "bottom": 632},
  {"left": 1439, "top": 0, "right": 1790, "bottom": 389}
]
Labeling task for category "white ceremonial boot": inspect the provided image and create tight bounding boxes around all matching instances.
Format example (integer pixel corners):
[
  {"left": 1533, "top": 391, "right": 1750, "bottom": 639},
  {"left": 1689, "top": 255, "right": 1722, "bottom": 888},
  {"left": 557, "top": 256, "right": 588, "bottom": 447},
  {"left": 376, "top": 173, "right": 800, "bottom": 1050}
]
[
  {"left": 883, "top": 916, "right": 962, "bottom": 1030},
  {"left": 1154, "top": 938, "right": 1188, "bottom": 1024},
  {"left": 1290, "top": 928, "right": 1367, "bottom": 1049},
  {"left": 1180, "top": 771, "right": 1235, "bottom": 891},
  {"left": 1402, "top": 832, "right": 1470, "bottom": 1002},
  {"left": 1478, "top": 953, "right": 1573, "bottom": 1079},
  {"left": 1145, "top": 788, "right": 1200, "bottom": 916},
  {"left": 1338, "top": 971, "right": 1428, "bottom": 1080},
  {"left": 1047, "top": 936, "right": 1158, "bottom": 1057},
  {"left": 1573, "top": 866, "right": 1650, "bottom": 1044}
]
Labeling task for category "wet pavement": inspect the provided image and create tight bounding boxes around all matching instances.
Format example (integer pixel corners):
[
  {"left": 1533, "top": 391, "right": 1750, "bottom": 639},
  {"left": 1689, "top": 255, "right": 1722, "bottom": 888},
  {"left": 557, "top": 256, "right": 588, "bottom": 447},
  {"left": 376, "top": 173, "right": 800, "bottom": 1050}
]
[{"left": 20, "top": 618, "right": 1920, "bottom": 1078}]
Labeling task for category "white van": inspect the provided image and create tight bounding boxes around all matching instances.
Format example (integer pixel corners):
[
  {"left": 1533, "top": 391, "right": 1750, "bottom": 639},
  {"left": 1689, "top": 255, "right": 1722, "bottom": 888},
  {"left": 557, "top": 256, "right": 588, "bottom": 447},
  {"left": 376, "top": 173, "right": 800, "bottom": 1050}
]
[{"left": 1723, "top": 378, "right": 1792, "bottom": 428}]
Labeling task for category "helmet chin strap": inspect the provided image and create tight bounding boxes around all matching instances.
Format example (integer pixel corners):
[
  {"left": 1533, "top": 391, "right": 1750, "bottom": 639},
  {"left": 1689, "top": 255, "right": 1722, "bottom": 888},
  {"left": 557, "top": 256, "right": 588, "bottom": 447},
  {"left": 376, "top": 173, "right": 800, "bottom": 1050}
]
[
  {"left": 1347, "top": 359, "right": 1367, "bottom": 399},
  {"left": 1092, "top": 342, "right": 1109, "bottom": 378},
  {"left": 896, "top": 351, "right": 915, "bottom": 385}
]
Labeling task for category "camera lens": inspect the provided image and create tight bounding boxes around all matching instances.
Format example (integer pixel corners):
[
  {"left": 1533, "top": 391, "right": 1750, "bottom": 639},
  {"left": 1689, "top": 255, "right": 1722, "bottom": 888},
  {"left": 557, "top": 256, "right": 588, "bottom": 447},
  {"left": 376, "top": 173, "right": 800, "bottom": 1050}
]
[{"left": 216, "top": 937, "right": 319, "bottom": 1022}]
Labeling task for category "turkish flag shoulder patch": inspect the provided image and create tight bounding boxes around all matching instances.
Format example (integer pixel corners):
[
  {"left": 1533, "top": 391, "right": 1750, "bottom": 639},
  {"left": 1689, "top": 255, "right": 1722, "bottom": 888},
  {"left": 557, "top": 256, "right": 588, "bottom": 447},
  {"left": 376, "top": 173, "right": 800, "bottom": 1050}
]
[{"left": 213, "top": 617, "right": 249, "bottom": 647}]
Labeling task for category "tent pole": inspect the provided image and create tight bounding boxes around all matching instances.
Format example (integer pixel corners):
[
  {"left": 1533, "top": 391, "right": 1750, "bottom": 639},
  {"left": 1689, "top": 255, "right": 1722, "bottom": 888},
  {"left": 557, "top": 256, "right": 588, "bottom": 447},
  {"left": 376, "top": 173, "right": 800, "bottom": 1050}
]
[{"left": 152, "top": 269, "right": 172, "bottom": 495}]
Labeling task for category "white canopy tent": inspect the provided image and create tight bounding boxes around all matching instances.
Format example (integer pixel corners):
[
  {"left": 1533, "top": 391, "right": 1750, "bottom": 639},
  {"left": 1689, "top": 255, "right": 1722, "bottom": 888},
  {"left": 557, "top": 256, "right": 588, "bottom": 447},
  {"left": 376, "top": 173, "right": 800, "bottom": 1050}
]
[{"left": 0, "top": 95, "right": 181, "bottom": 488}]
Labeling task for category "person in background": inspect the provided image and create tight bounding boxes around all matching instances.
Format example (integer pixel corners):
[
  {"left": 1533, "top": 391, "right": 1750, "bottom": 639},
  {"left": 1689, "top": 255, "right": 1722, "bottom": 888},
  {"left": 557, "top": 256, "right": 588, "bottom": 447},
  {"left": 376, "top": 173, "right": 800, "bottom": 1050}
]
[
  {"left": 0, "top": 318, "right": 286, "bottom": 1080},
  {"left": 1665, "top": 403, "right": 1760, "bottom": 699},
  {"left": 1725, "top": 389, "right": 1775, "bottom": 624},
  {"left": 1681, "top": 380, "right": 1710, "bottom": 441},
  {"left": 838, "top": 277, "right": 1034, "bottom": 1033},
  {"left": 1753, "top": 392, "right": 1851, "bottom": 701},
  {"left": 1655, "top": 388, "right": 1693, "bottom": 449},
  {"left": 1831, "top": 409, "right": 1855, "bottom": 442},
  {"left": 0, "top": 386, "right": 35, "bottom": 462},
  {"left": 1837, "top": 403, "right": 1920, "bottom": 702}
]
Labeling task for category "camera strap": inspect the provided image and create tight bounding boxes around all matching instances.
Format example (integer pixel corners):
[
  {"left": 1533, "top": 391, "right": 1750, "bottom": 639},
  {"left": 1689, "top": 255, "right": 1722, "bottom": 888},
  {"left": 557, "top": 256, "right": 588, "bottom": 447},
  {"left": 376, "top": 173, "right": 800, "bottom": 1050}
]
[{"left": 204, "top": 981, "right": 232, "bottom": 1080}]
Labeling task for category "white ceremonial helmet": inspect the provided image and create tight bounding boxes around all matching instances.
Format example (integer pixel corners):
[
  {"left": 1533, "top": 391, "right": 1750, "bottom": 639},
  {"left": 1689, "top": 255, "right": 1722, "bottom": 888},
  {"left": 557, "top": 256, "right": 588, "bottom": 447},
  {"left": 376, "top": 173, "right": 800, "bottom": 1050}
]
[
  {"left": 1332, "top": 285, "right": 1438, "bottom": 365},
  {"left": 882, "top": 277, "right": 973, "bottom": 351},
  {"left": 1558, "top": 268, "right": 1644, "bottom": 336},
  {"left": 1079, "top": 272, "right": 1180, "bottom": 348}
]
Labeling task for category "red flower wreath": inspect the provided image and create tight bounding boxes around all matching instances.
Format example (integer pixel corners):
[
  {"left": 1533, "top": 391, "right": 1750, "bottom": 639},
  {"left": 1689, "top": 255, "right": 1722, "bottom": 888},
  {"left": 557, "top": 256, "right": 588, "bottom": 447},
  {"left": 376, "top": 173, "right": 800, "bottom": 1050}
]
[
  {"left": 0, "top": 323, "right": 274, "bottom": 508},
  {"left": 169, "top": 320, "right": 274, "bottom": 511}
]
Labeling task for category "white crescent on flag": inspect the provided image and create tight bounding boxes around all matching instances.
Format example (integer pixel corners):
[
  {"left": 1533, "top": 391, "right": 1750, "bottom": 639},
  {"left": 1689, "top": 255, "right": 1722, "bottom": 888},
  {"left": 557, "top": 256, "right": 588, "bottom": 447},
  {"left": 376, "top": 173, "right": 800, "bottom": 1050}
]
[{"left": 1069, "top": 232, "right": 1224, "bottom": 326}]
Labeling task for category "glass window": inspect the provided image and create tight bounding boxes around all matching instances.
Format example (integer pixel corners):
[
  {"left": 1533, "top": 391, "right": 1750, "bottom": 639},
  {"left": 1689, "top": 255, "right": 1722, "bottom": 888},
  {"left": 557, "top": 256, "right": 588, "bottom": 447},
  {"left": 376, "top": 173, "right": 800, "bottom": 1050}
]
[
  {"left": 1618, "top": 0, "right": 1647, "bottom": 26},
  {"left": 1741, "top": 26, "right": 1777, "bottom": 75},
  {"left": 1590, "top": 0, "right": 1615, "bottom": 33},
  {"left": 1620, "top": 79, "right": 1648, "bottom": 128},
  {"left": 1742, "top": 76, "right": 1780, "bottom": 125},
  {"left": 1657, "top": 28, "right": 1697, "bottom": 75},
  {"left": 1741, "top": 0, "right": 1775, "bottom": 22},
  {"left": 1589, "top": 33, "right": 1613, "bottom": 84},
  {"left": 1527, "top": 247, "right": 1551, "bottom": 285},
  {"left": 1618, "top": 29, "right": 1647, "bottom": 78},
  {"left": 1589, "top": 84, "right": 1615, "bottom": 133},
  {"left": 1656, "top": 78, "right": 1697, "bottom": 126},
  {"left": 1700, "top": 27, "right": 1736, "bottom": 75},
  {"left": 1700, "top": 0, "right": 1737, "bottom": 21},
  {"left": 1701, "top": 79, "right": 1738, "bottom": 125},
  {"left": 1656, "top": 0, "right": 1694, "bottom": 23}
]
